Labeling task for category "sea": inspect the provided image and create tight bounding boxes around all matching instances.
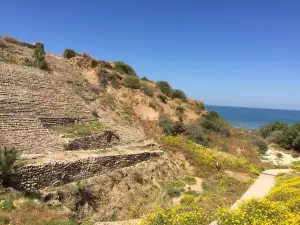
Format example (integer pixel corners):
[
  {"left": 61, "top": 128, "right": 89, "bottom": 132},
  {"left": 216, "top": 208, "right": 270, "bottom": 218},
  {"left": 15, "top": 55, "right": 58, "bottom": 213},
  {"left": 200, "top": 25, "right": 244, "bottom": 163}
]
[{"left": 206, "top": 105, "right": 300, "bottom": 130}]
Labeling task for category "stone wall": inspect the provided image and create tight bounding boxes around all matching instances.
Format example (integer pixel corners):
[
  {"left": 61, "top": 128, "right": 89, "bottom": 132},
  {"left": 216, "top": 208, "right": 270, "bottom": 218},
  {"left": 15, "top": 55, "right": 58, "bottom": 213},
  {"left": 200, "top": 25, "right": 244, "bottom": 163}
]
[
  {"left": 63, "top": 130, "right": 120, "bottom": 150},
  {"left": 10, "top": 150, "right": 164, "bottom": 191}
]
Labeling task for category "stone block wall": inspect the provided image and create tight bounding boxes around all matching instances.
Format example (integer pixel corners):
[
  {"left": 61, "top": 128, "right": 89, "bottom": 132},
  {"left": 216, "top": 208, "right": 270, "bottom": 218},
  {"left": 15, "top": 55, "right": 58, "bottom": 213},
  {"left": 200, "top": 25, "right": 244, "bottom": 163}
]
[
  {"left": 63, "top": 130, "right": 120, "bottom": 150},
  {"left": 10, "top": 150, "right": 164, "bottom": 191}
]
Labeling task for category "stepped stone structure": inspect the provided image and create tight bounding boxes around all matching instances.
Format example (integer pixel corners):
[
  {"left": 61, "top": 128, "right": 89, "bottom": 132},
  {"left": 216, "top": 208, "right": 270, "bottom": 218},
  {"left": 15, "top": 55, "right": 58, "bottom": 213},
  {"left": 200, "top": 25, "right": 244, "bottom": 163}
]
[
  {"left": 0, "top": 62, "right": 92, "bottom": 153},
  {"left": 11, "top": 149, "right": 164, "bottom": 191}
]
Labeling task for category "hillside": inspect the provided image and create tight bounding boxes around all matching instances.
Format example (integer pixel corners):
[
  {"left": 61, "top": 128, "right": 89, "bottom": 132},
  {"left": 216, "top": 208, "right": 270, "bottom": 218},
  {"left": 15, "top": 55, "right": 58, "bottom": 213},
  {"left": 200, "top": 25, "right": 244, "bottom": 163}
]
[{"left": 1, "top": 36, "right": 297, "bottom": 225}]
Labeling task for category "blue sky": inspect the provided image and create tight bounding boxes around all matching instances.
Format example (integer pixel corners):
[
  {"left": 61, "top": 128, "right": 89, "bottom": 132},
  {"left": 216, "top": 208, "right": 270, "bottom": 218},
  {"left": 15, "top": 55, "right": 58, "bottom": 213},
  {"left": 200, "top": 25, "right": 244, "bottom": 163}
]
[{"left": 1, "top": 0, "right": 300, "bottom": 110}]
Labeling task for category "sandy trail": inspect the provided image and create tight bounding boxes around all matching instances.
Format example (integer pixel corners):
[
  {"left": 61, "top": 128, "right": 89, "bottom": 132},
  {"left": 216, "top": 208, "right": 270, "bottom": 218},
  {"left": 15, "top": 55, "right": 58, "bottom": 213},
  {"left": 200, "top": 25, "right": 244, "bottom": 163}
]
[{"left": 210, "top": 169, "right": 292, "bottom": 225}]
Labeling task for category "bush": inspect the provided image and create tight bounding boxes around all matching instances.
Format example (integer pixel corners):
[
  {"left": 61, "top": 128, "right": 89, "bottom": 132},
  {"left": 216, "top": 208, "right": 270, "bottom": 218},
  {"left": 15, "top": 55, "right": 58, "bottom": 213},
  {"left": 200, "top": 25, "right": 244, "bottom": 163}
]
[
  {"left": 0, "top": 38, "right": 8, "bottom": 48},
  {"left": 158, "top": 116, "right": 185, "bottom": 135},
  {"left": 108, "top": 72, "right": 120, "bottom": 89},
  {"left": 112, "top": 61, "right": 136, "bottom": 76},
  {"left": 0, "top": 147, "right": 19, "bottom": 186},
  {"left": 124, "top": 75, "right": 141, "bottom": 89},
  {"left": 63, "top": 49, "right": 76, "bottom": 59},
  {"left": 97, "top": 67, "right": 109, "bottom": 88},
  {"left": 157, "top": 94, "right": 167, "bottom": 104},
  {"left": 259, "top": 121, "right": 289, "bottom": 138},
  {"left": 187, "top": 124, "right": 207, "bottom": 145},
  {"left": 141, "top": 76, "right": 150, "bottom": 81},
  {"left": 140, "top": 83, "right": 155, "bottom": 97},
  {"left": 172, "top": 89, "right": 187, "bottom": 101},
  {"left": 33, "top": 46, "right": 47, "bottom": 70},
  {"left": 183, "top": 176, "right": 196, "bottom": 185},
  {"left": 156, "top": 81, "right": 173, "bottom": 96},
  {"left": 250, "top": 134, "right": 268, "bottom": 154},
  {"left": 165, "top": 180, "right": 186, "bottom": 197}
]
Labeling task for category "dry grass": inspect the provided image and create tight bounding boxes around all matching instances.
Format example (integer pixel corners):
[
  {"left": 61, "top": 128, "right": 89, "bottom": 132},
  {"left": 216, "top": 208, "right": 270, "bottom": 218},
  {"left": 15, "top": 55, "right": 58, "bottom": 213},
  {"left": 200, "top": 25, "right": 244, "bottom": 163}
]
[
  {"left": 0, "top": 205, "right": 72, "bottom": 225},
  {"left": 0, "top": 38, "right": 8, "bottom": 48},
  {"left": 2, "top": 36, "right": 21, "bottom": 45}
]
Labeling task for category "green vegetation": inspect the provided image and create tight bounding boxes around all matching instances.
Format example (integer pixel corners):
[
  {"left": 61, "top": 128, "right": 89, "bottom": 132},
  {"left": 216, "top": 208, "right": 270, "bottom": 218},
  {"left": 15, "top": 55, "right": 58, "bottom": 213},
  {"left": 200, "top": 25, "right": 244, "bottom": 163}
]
[
  {"left": 172, "top": 89, "right": 187, "bottom": 101},
  {"left": 165, "top": 179, "right": 186, "bottom": 197},
  {"left": 141, "top": 76, "right": 150, "bottom": 82},
  {"left": 140, "top": 83, "right": 156, "bottom": 97},
  {"left": 112, "top": 61, "right": 136, "bottom": 76},
  {"left": 183, "top": 175, "right": 196, "bottom": 185},
  {"left": 161, "top": 136, "right": 259, "bottom": 177},
  {"left": 33, "top": 46, "right": 47, "bottom": 70},
  {"left": 124, "top": 75, "right": 141, "bottom": 89},
  {"left": 140, "top": 171, "right": 251, "bottom": 225},
  {"left": 187, "top": 124, "right": 207, "bottom": 145},
  {"left": 52, "top": 121, "right": 107, "bottom": 138},
  {"left": 158, "top": 116, "right": 185, "bottom": 136},
  {"left": 157, "top": 94, "right": 168, "bottom": 104},
  {"left": 260, "top": 121, "right": 300, "bottom": 152},
  {"left": 63, "top": 49, "right": 76, "bottom": 59},
  {"left": 249, "top": 134, "right": 268, "bottom": 154},
  {"left": 156, "top": 81, "right": 173, "bottom": 97},
  {"left": 0, "top": 57, "right": 16, "bottom": 64},
  {"left": 201, "top": 111, "right": 230, "bottom": 137},
  {"left": 0, "top": 147, "right": 19, "bottom": 186}
]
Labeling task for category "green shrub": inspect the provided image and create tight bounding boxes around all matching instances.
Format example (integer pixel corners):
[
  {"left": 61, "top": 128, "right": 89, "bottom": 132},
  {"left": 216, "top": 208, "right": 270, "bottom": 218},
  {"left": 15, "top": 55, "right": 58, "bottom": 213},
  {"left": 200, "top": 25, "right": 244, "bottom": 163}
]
[
  {"left": 180, "top": 194, "right": 195, "bottom": 205},
  {"left": 0, "top": 215, "right": 9, "bottom": 224},
  {"left": 124, "top": 75, "right": 141, "bottom": 89},
  {"left": 141, "top": 76, "right": 150, "bottom": 81},
  {"left": 250, "top": 134, "right": 268, "bottom": 154},
  {"left": 0, "top": 147, "right": 19, "bottom": 186},
  {"left": 201, "top": 119, "right": 221, "bottom": 132},
  {"left": 63, "top": 49, "right": 76, "bottom": 59},
  {"left": 183, "top": 176, "right": 196, "bottom": 185},
  {"left": 172, "top": 89, "right": 187, "bottom": 101},
  {"left": 187, "top": 124, "right": 207, "bottom": 145},
  {"left": 0, "top": 197, "right": 15, "bottom": 211},
  {"left": 158, "top": 94, "right": 168, "bottom": 104},
  {"left": 33, "top": 46, "right": 47, "bottom": 70},
  {"left": 97, "top": 67, "right": 109, "bottom": 87},
  {"left": 159, "top": 116, "right": 185, "bottom": 135},
  {"left": 140, "top": 83, "right": 155, "bottom": 97},
  {"left": 259, "top": 121, "right": 289, "bottom": 138},
  {"left": 113, "top": 61, "right": 136, "bottom": 76},
  {"left": 165, "top": 180, "right": 186, "bottom": 197},
  {"left": 156, "top": 81, "right": 173, "bottom": 96}
]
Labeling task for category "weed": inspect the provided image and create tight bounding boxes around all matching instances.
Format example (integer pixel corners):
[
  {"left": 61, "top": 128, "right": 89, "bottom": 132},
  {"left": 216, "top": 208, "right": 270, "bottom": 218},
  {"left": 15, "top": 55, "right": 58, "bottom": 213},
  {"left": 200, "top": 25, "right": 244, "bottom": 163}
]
[{"left": 51, "top": 122, "right": 106, "bottom": 138}]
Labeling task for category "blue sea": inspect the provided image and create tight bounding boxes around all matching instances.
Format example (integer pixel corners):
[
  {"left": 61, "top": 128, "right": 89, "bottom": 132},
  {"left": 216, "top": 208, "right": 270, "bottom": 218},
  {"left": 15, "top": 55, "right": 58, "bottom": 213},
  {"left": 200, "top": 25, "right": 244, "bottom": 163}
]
[{"left": 206, "top": 105, "right": 300, "bottom": 130}]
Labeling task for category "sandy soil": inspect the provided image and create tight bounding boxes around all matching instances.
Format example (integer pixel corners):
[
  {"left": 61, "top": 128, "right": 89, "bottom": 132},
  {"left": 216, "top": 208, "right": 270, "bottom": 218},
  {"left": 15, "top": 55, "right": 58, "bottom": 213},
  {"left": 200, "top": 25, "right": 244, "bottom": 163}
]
[{"left": 262, "top": 146, "right": 300, "bottom": 166}]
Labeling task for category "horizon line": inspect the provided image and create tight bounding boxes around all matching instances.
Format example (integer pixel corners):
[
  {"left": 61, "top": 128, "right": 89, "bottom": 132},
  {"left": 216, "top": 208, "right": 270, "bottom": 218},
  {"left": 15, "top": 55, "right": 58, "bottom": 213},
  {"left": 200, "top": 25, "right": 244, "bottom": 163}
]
[{"left": 205, "top": 104, "right": 300, "bottom": 112}]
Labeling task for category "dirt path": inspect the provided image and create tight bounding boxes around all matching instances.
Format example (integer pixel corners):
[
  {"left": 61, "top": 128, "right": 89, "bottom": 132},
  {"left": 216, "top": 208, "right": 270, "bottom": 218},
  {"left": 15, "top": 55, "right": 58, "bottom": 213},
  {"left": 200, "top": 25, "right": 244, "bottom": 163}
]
[{"left": 210, "top": 169, "right": 292, "bottom": 225}]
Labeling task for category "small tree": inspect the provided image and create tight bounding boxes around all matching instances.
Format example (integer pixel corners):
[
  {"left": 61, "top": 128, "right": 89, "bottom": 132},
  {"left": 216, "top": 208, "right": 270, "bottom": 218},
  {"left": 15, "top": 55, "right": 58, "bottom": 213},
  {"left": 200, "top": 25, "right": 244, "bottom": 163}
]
[
  {"left": 63, "top": 49, "right": 76, "bottom": 59},
  {"left": 0, "top": 147, "right": 19, "bottom": 186}
]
